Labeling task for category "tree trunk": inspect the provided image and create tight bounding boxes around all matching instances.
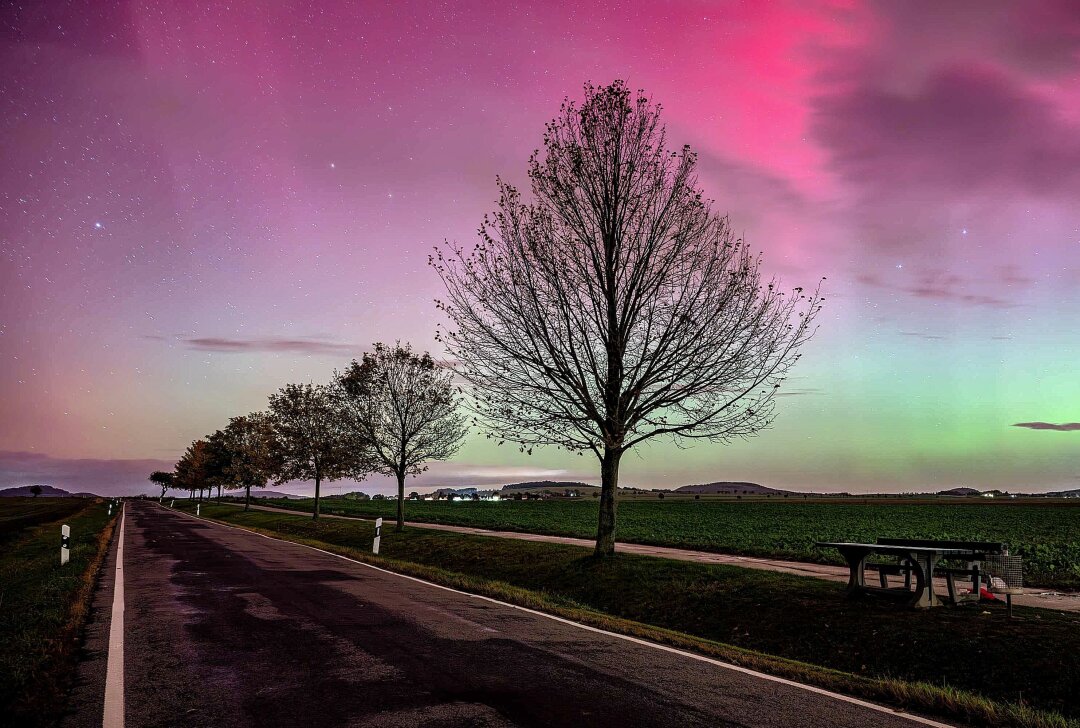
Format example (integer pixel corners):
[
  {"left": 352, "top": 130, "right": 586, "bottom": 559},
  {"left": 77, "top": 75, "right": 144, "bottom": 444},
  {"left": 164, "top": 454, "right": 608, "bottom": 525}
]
[
  {"left": 312, "top": 474, "right": 321, "bottom": 520},
  {"left": 216, "top": 484, "right": 221, "bottom": 502},
  {"left": 595, "top": 446, "right": 622, "bottom": 557},
  {"left": 396, "top": 470, "right": 406, "bottom": 532},
  {"left": 245, "top": 485, "right": 251, "bottom": 511}
]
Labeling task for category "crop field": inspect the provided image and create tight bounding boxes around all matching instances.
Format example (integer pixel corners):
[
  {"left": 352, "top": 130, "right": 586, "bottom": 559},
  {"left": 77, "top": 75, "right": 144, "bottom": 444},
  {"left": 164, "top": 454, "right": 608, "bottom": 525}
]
[
  {"left": 253, "top": 496, "right": 1080, "bottom": 589},
  {"left": 0, "top": 498, "right": 87, "bottom": 543}
]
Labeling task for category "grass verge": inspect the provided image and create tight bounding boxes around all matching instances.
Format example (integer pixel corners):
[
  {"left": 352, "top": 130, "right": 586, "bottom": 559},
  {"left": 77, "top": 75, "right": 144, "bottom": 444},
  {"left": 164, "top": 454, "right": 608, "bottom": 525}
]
[
  {"left": 176, "top": 501, "right": 1077, "bottom": 728},
  {"left": 239, "top": 495, "right": 1080, "bottom": 590},
  {"left": 0, "top": 499, "right": 118, "bottom": 726}
]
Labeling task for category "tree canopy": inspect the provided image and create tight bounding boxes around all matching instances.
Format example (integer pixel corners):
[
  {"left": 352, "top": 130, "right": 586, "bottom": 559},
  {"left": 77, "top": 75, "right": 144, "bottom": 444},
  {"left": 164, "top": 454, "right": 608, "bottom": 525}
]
[
  {"left": 335, "top": 342, "right": 467, "bottom": 530},
  {"left": 433, "top": 81, "right": 822, "bottom": 554},
  {"left": 267, "top": 383, "right": 359, "bottom": 519}
]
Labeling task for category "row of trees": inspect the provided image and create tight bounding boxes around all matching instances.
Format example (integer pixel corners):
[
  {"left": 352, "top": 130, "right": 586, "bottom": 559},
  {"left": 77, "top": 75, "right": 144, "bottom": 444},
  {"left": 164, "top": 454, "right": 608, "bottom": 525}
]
[
  {"left": 150, "top": 343, "right": 468, "bottom": 531},
  {"left": 154, "top": 81, "right": 821, "bottom": 556}
]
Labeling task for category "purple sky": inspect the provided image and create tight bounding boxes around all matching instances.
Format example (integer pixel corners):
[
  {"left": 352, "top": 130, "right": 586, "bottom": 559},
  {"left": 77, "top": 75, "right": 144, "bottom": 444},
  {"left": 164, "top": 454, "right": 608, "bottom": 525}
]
[{"left": 2, "top": 1, "right": 1079, "bottom": 496}]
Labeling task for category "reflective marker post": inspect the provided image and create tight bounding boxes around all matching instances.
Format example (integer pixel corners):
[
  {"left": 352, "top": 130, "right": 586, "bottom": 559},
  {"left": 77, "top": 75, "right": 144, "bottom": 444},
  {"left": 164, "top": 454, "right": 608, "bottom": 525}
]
[
  {"left": 170, "top": 499, "right": 175, "bottom": 508},
  {"left": 61, "top": 524, "right": 71, "bottom": 565},
  {"left": 373, "top": 518, "right": 382, "bottom": 555},
  {"left": 196, "top": 503, "right": 201, "bottom": 517}
]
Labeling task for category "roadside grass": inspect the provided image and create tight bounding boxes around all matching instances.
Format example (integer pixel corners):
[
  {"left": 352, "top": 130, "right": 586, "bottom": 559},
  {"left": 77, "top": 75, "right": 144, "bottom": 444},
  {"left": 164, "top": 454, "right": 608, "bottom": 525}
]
[
  {"left": 0, "top": 499, "right": 117, "bottom": 726},
  {"left": 245, "top": 496, "right": 1080, "bottom": 589},
  {"left": 177, "top": 501, "right": 1079, "bottom": 728}
]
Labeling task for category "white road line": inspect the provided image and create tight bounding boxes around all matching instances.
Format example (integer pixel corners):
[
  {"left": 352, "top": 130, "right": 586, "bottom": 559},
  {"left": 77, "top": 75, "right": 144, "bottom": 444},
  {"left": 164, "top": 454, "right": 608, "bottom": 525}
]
[
  {"left": 161, "top": 504, "right": 954, "bottom": 728},
  {"left": 103, "top": 503, "right": 126, "bottom": 728}
]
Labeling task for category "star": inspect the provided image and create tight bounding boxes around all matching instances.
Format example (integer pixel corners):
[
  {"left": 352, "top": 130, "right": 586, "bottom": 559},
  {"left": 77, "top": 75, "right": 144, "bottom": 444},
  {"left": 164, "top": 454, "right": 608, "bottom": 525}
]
[
  {"left": 330, "top": 162, "right": 335, "bottom": 169},
  {"left": 94, "top": 221, "right": 103, "bottom": 229}
]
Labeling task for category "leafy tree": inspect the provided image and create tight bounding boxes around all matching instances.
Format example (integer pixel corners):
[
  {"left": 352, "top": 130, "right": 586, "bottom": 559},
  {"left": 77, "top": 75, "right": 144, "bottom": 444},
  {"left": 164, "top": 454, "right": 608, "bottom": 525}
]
[
  {"left": 433, "top": 81, "right": 822, "bottom": 555},
  {"left": 221, "top": 412, "right": 278, "bottom": 511},
  {"left": 203, "top": 429, "right": 235, "bottom": 502},
  {"left": 267, "top": 383, "right": 356, "bottom": 520},
  {"left": 335, "top": 342, "right": 468, "bottom": 532},
  {"left": 148, "top": 471, "right": 174, "bottom": 499},
  {"left": 174, "top": 439, "right": 211, "bottom": 500},
  {"left": 29, "top": 484, "right": 42, "bottom": 498}
]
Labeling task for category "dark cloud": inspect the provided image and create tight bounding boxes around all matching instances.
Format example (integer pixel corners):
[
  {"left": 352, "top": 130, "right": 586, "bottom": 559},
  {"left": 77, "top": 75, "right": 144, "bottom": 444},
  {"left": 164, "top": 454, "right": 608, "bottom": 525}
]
[
  {"left": 185, "top": 337, "right": 359, "bottom": 355},
  {"left": 856, "top": 269, "right": 1015, "bottom": 308},
  {"left": 1008, "top": 1, "right": 1080, "bottom": 73},
  {"left": 906, "top": 281, "right": 1014, "bottom": 309},
  {"left": 775, "top": 387, "right": 824, "bottom": 397},
  {"left": 1012, "top": 422, "right": 1080, "bottom": 431},
  {"left": 0, "top": 451, "right": 175, "bottom": 496},
  {"left": 868, "top": 1, "right": 1080, "bottom": 78},
  {"left": 899, "top": 331, "right": 947, "bottom": 341},
  {"left": 816, "top": 64, "right": 1080, "bottom": 202},
  {"left": 997, "top": 265, "right": 1036, "bottom": 288}
]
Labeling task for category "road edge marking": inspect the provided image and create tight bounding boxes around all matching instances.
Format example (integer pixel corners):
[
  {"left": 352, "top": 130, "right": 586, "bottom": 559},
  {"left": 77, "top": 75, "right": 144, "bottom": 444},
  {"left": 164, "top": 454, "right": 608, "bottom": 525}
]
[
  {"left": 103, "top": 503, "right": 125, "bottom": 728},
  {"left": 160, "top": 503, "right": 954, "bottom": 728}
]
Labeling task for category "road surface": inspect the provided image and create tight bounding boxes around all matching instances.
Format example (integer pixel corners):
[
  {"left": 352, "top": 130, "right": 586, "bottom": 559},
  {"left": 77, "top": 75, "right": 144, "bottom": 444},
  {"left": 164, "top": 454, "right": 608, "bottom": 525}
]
[{"left": 65, "top": 501, "right": 950, "bottom": 727}]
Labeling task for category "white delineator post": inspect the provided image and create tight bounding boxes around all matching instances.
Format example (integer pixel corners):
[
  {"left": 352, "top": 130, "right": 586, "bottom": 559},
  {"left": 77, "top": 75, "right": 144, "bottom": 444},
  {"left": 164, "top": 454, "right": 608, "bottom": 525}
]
[
  {"left": 61, "top": 524, "right": 71, "bottom": 565},
  {"left": 170, "top": 499, "right": 175, "bottom": 508},
  {"left": 373, "top": 518, "right": 382, "bottom": 555},
  {"left": 196, "top": 503, "right": 201, "bottom": 516}
]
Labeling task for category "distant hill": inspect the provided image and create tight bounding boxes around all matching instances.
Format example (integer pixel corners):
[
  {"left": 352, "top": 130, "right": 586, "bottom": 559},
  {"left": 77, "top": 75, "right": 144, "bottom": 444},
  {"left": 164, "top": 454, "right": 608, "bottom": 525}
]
[
  {"left": 674, "top": 481, "right": 789, "bottom": 495},
  {"left": 500, "top": 481, "right": 596, "bottom": 492},
  {"left": 247, "top": 490, "right": 305, "bottom": 499},
  {"left": 1044, "top": 488, "right": 1080, "bottom": 498},
  {"left": 0, "top": 485, "right": 81, "bottom": 498},
  {"left": 941, "top": 483, "right": 984, "bottom": 496}
]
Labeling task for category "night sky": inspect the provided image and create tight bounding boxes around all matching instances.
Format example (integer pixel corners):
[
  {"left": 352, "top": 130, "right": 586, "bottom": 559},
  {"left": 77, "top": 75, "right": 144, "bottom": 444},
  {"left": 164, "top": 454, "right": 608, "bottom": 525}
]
[{"left": 2, "top": 1, "right": 1079, "bottom": 496}]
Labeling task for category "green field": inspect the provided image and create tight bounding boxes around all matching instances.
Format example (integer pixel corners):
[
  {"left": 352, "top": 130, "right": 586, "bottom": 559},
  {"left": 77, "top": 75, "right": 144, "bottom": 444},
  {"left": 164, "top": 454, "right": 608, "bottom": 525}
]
[
  {"left": 0, "top": 498, "right": 87, "bottom": 543},
  {"left": 250, "top": 496, "right": 1080, "bottom": 589},
  {"left": 0, "top": 498, "right": 117, "bottom": 726},
  {"left": 179, "top": 501, "right": 1080, "bottom": 727}
]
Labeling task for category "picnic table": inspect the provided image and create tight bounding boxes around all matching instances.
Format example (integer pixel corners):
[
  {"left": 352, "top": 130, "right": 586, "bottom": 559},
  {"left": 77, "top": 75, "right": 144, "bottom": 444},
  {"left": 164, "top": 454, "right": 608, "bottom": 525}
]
[{"left": 815, "top": 541, "right": 996, "bottom": 608}]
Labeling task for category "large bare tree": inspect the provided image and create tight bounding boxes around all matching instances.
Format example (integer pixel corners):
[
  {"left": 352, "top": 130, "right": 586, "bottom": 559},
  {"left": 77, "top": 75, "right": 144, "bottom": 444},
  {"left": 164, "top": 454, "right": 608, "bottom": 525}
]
[
  {"left": 433, "top": 81, "right": 823, "bottom": 556},
  {"left": 267, "top": 383, "right": 358, "bottom": 520},
  {"left": 335, "top": 342, "right": 468, "bottom": 532}
]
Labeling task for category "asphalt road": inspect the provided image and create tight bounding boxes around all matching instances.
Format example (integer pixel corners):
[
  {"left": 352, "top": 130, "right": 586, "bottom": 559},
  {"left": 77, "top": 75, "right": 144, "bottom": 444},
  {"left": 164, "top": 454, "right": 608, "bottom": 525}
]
[{"left": 65, "top": 501, "right": 949, "bottom": 728}]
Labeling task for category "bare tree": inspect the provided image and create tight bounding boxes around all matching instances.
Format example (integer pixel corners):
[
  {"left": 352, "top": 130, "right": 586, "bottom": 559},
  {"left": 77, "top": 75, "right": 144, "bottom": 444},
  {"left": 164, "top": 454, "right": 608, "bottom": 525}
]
[
  {"left": 221, "top": 412, "right": 279, "bottom": 511},
  {"left": 433, "top": 81, "right": 823, "bottom": 556},
  {"left": 335, "top": 342, "right": 468, "bottom": 532},
  {"left": 267, "top": 383, "right": 357, "bottom": 520}
]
